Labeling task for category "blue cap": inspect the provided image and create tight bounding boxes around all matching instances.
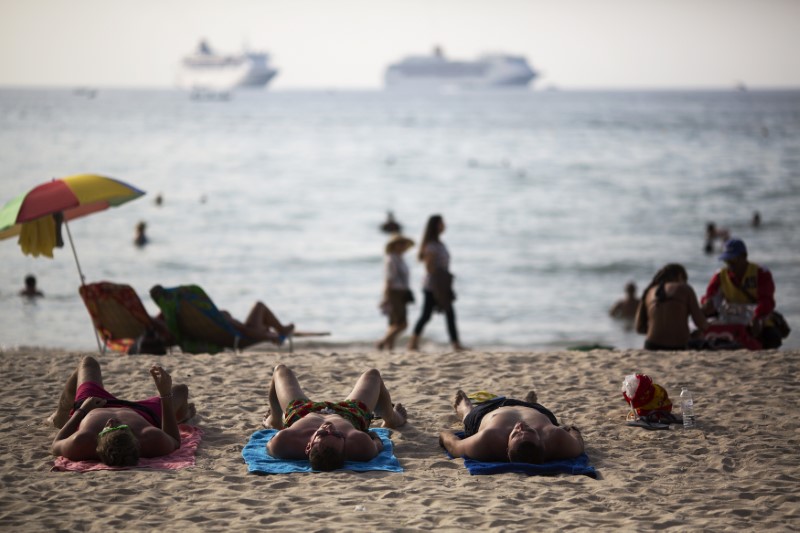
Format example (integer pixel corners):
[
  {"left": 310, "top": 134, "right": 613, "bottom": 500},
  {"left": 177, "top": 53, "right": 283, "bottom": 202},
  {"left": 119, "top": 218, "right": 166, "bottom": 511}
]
[{"left": 718, "top": 238, "right": 747, "bottom": 261}]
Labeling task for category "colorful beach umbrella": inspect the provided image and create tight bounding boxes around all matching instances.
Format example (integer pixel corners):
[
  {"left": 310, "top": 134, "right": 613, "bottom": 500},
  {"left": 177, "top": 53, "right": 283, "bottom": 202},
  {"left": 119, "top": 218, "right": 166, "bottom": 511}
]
[{"left": 0, "top": 174, "right": 145, "bottom": 283}]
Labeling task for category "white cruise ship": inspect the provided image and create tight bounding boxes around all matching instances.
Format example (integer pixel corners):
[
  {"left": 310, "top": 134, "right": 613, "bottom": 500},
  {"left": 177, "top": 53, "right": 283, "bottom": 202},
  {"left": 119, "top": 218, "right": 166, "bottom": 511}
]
[
  {"left": 178, "top": 40, "right": 278, "bottom": 91},
  {"left": 385, "top": 47, "right": 537, "bottom": 91}
]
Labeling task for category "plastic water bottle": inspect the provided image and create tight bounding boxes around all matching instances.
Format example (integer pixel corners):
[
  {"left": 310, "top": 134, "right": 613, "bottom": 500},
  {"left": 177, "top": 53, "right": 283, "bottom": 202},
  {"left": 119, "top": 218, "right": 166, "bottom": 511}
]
[{"left": 680, "top": 388, "right": 695, "bottom": 429}]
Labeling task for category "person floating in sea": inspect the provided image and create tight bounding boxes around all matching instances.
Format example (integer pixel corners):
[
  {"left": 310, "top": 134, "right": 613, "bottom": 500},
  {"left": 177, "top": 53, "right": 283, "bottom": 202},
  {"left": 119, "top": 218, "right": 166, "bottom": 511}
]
[
  {"left": 134, "top": 221, "right": 149, "bottom": 247},
  {"left": 380, "top": 211, "right": 402, "bottom": 234},
  {"left": 609, "top": 281, "right": 639, "bottom": 321},
  {"left": 19, "top": 274, "right": 44, "bottom": 298},
  {"left": 704, "top": 222, "right": 730, "bottom": 254},
  {"left": 439, "top": 390, "right": 584, "bottom": 464}
]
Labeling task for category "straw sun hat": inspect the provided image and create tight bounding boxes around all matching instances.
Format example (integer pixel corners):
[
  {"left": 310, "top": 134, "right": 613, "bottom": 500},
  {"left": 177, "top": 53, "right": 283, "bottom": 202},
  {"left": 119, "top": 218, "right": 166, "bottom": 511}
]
[{"left": 385, "top": 234, "right": 414, "bottom": 253}]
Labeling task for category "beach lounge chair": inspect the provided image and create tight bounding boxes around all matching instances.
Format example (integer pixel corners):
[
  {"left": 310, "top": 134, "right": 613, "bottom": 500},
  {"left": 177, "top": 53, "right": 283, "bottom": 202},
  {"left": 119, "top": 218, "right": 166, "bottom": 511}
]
[
  {"left": 150, "top": 284, "right": 329, "bottom": 354},
  {"left": 79, "top": 282, "right": 160, "bottom": 354},
  {"left": 150, "top": 284, "right": 253, "bottom": 354}
]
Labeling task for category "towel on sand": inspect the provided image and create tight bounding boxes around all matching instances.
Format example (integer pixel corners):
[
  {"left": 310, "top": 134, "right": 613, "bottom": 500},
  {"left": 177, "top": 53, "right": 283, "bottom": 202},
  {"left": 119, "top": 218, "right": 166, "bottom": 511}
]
[
  {"left": 242, "top": 428, "right": 403, "bottom": 474},
  {"left": 451, "top": 431, "right": 598, "bottom": 478},
  {"left": 52, "top": 425, "right": 202, "bottom": 472}
]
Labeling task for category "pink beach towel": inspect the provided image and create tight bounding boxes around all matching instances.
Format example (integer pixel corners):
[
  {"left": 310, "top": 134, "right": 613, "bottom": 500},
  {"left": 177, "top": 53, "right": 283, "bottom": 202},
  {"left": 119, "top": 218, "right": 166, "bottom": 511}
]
[{"left": 51, "top": 425, "right": 202, "bottom": 472}]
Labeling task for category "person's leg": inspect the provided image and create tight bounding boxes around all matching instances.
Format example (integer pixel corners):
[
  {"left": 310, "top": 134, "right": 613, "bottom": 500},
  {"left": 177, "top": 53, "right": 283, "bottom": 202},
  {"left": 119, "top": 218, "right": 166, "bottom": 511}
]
[
  {"left": 49, "top": 356, "right": 103, "bottom": 428},
  {"left": 346, "top": 369, "right": 406, "bottom": 428},
  {"left": 263, "top": 364, "right": 307, "bottom": 428},
  {"left": 444, "top": 307, "right": 464, "bottom": 350},
  {"left": 170, "top": 384, "right": 196, "bottom": 423},
  {"left": 413, "top": 291, "right": 435, "bottom": 336},
  {"left": 409, "top": 291, "right": 435, "bottom": 349},
  {"left": 245, "top": 302, "right": 294, "bottom": 337}
]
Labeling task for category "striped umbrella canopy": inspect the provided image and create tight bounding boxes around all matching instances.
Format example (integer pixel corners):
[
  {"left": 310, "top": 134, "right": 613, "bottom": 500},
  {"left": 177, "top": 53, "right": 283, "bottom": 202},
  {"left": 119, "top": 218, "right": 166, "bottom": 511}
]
[{"left": 0, "top": 173, "right": 145, "bottom": 273}]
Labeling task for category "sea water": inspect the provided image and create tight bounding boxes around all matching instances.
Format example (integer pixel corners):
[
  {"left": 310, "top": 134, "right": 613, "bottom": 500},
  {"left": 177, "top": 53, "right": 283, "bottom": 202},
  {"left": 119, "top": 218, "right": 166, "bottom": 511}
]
[{"left": 1, "top": 88, "right": 798, "bottom": 351}]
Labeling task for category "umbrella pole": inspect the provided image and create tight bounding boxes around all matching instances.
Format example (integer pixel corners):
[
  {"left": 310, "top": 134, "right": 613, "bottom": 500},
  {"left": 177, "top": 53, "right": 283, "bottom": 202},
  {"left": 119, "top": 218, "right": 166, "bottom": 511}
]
[{"left": 63, "top": 219, "right": 104, "bottom": 354}]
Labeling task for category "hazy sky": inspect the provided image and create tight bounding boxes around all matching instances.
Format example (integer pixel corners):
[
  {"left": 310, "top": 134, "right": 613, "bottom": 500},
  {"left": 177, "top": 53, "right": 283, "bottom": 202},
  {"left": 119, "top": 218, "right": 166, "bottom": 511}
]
[{"left": 1, "top": 0, "right": 798, "bottom": 89}]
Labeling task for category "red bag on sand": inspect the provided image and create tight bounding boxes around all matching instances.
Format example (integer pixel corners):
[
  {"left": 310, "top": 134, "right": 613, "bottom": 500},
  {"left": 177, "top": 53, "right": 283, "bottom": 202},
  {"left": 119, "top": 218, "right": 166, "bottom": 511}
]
[{"left": 621, "top": 374, "right": 673, "bottom": 417}]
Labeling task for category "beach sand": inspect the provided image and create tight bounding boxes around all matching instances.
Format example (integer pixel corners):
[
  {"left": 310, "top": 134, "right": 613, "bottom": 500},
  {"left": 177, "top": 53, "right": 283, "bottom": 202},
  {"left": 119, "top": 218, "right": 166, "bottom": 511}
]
[{"left": 1, "top": 345, "right": 798, "bottom": 531}]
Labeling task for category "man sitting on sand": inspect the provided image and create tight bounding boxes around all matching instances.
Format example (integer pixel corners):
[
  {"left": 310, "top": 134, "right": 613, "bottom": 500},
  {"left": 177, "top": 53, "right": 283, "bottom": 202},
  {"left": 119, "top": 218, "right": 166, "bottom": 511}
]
[
  {"left": 50, "top": 356, "right": 195, "bottom": 466},
  {"left": 439, "top": 391, "right": 584, "bottom": 463},
  {"left": 262, "top": 364, "right": 407, "bottom": 471}
]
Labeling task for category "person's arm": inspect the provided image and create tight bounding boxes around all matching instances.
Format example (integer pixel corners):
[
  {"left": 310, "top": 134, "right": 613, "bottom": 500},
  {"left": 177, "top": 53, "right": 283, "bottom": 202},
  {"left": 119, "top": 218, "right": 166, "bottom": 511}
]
[
  {"left": 548, "top": 425, "right": 585, "bottom": 460},
  {"left": 439, "top": 430, "right": 504, "bottom": 461},
  {"left": 701, "top": 273, "right": 721, "bottom": 315},
  {"left": 51, "top": 397, "right": 106, "bottom": 458},
  {"left": 686, "top": 286, "right": 709, "bottom": 332},
  {"left": 266, "top": 430, "right": 307, "bottom": 459},
  {"left": 634, "top": 298, "right": 648, "bottom": 335},
  {"left": 345, "top": 431, "right": 382, "bottom": 462},
  {"left": 753, "top": 268, "right": 776, "bottom": 320},
  {"left": 150, "top": 366, "right": 180, "bottom": 449}
]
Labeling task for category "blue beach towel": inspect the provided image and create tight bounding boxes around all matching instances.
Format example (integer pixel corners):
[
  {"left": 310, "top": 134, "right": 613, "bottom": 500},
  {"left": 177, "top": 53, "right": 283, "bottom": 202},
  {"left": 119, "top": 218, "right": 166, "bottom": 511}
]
[
  {"left": 242, "top": 428, "right": 403, "bottom": 474},
  {"left": 451, "top": 431, "right": 598, "bottom": 478}
]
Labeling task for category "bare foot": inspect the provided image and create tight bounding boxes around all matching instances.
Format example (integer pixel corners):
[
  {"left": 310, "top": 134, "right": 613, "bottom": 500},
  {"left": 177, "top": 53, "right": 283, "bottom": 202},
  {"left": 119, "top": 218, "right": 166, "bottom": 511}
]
[
  {"left": 262, "top": 408, "right": 283, "bottom": 429},
  {"left": 452, "top": 343, "right": 468, "bottom": 352},
  {"left": 178, "top": 403, "right": 197, "bottom": 423},
  {"left": 454, "top": 390, "right": 473, "bottom": 421},
  {"left": 381, "top": 403, "right": 407, "bottom": 428},
  {"left": 48, "top": 404, "right": 72, "bottom": 429},
  {"left": 524, "top": 390, "right": 538, "bottom": 404}
]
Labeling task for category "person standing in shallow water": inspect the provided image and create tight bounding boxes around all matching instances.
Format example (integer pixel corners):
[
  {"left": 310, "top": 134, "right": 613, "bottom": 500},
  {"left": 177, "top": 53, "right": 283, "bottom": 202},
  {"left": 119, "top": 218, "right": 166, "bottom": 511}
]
[{"left": 407, "top": 214, "right": 465, "bottom": 351}]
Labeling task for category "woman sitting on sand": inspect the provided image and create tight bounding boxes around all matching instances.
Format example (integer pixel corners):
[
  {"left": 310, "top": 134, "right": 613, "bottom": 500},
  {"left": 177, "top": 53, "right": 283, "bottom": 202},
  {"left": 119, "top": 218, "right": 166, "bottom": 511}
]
[{"left": 635, "top": 263, "right": 709, "bottom": 350}]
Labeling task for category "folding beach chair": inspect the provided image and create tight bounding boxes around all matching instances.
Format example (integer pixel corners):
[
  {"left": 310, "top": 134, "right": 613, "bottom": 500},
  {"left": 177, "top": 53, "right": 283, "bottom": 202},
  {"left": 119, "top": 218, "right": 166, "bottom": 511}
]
[
  {"left": 79, "top": 281, "right": 158, "bottom": 354},
  {"left": 149, "top": 284, "right": 249, "bottom": 354}
]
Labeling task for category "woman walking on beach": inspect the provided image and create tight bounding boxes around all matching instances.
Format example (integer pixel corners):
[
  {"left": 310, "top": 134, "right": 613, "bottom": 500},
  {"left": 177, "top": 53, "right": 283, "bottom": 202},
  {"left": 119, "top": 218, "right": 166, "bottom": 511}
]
[
  {"left": 408, "top": 214, "right": 465, "bottom": 351},
  {"left": 377, "top": 234, "right": 415, "bottom": 351}
]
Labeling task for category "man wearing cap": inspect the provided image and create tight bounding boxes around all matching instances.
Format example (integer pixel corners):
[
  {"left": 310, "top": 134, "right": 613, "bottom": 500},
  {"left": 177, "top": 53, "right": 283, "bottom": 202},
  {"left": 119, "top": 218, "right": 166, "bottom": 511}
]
[{"left": 701, "top": 238, "right": 782, "bottom": 349}]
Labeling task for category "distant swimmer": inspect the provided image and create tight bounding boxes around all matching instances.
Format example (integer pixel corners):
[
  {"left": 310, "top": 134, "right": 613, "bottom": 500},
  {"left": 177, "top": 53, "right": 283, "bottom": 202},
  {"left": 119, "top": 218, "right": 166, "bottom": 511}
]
[
  {"left": 20, "top": 274, "right": 44, "bottom": 298},
  {"left": 134, "top": 221, "right": 149, "bottom": 247},
  {"left": 704, "top": 222, "right": 730, "bottom": 254},
  {"left": 751, "top": 211, "right": 761, "bottom": 228},
  {"left": 380, "top": 211, "right": 402, "bottom": 234}
]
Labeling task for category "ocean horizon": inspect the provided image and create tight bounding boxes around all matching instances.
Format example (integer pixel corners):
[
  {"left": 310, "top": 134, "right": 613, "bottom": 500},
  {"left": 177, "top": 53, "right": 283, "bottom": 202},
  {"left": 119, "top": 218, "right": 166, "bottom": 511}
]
[{"left": 1, "top": 88, "right": 798, "bottom": 351}]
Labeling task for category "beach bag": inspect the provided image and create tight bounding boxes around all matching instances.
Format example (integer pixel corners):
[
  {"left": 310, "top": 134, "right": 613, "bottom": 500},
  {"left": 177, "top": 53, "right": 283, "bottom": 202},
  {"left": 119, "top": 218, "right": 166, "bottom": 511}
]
[
  {"left": 127, "top": 328, "right": 167, "bottom": 355},
  {"left": 621, "top": 374, "right": 673, "bottom": 420},
  {"left": 770, "top": 311, "right": 791, "bottom": 339}
]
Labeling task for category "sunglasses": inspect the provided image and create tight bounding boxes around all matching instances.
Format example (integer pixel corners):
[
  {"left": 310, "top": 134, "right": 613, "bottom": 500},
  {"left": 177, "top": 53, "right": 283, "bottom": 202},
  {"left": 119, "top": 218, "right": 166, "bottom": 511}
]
[{"left": 98, "top": 424, "right": 130, "bottom": 437}]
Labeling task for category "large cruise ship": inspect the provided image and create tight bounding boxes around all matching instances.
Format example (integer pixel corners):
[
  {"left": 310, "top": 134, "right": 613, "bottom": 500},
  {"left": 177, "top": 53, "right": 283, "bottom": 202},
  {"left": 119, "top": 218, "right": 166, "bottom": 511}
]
[
  {"left": 178, "top": 40, "right": 278, "bottom": 91},
  {"left": 385, "top": 47, "right": 537, "bottom": 90}
]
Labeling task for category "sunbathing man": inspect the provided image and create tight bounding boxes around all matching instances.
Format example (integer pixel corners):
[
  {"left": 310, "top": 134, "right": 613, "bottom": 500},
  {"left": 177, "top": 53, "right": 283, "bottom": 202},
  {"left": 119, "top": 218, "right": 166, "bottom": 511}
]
[
  {"left": 439, "top": 391, "right": 584, "bottom": 464},
  {"left": 262, "top": 364, "right": 407, "bottom": 471},
  {"left": 49, "top": 356, "right": 195, "bottom": 466}
]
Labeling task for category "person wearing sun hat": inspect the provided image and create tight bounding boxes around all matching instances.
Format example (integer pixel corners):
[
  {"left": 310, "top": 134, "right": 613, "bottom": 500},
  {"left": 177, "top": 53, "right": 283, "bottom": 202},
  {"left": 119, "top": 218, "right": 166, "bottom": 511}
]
[
  {"left": 701, "top": 238, "right": 782, "bottom": 349},
  {"left": 377, "top": 234, "right": 415, "bottom": 350}
]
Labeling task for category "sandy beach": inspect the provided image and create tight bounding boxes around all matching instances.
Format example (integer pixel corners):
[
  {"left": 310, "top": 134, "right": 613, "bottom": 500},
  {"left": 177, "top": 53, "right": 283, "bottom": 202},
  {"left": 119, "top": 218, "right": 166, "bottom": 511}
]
[{"left": 1, "top": 344, "right": 798, "bottom": 531}]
